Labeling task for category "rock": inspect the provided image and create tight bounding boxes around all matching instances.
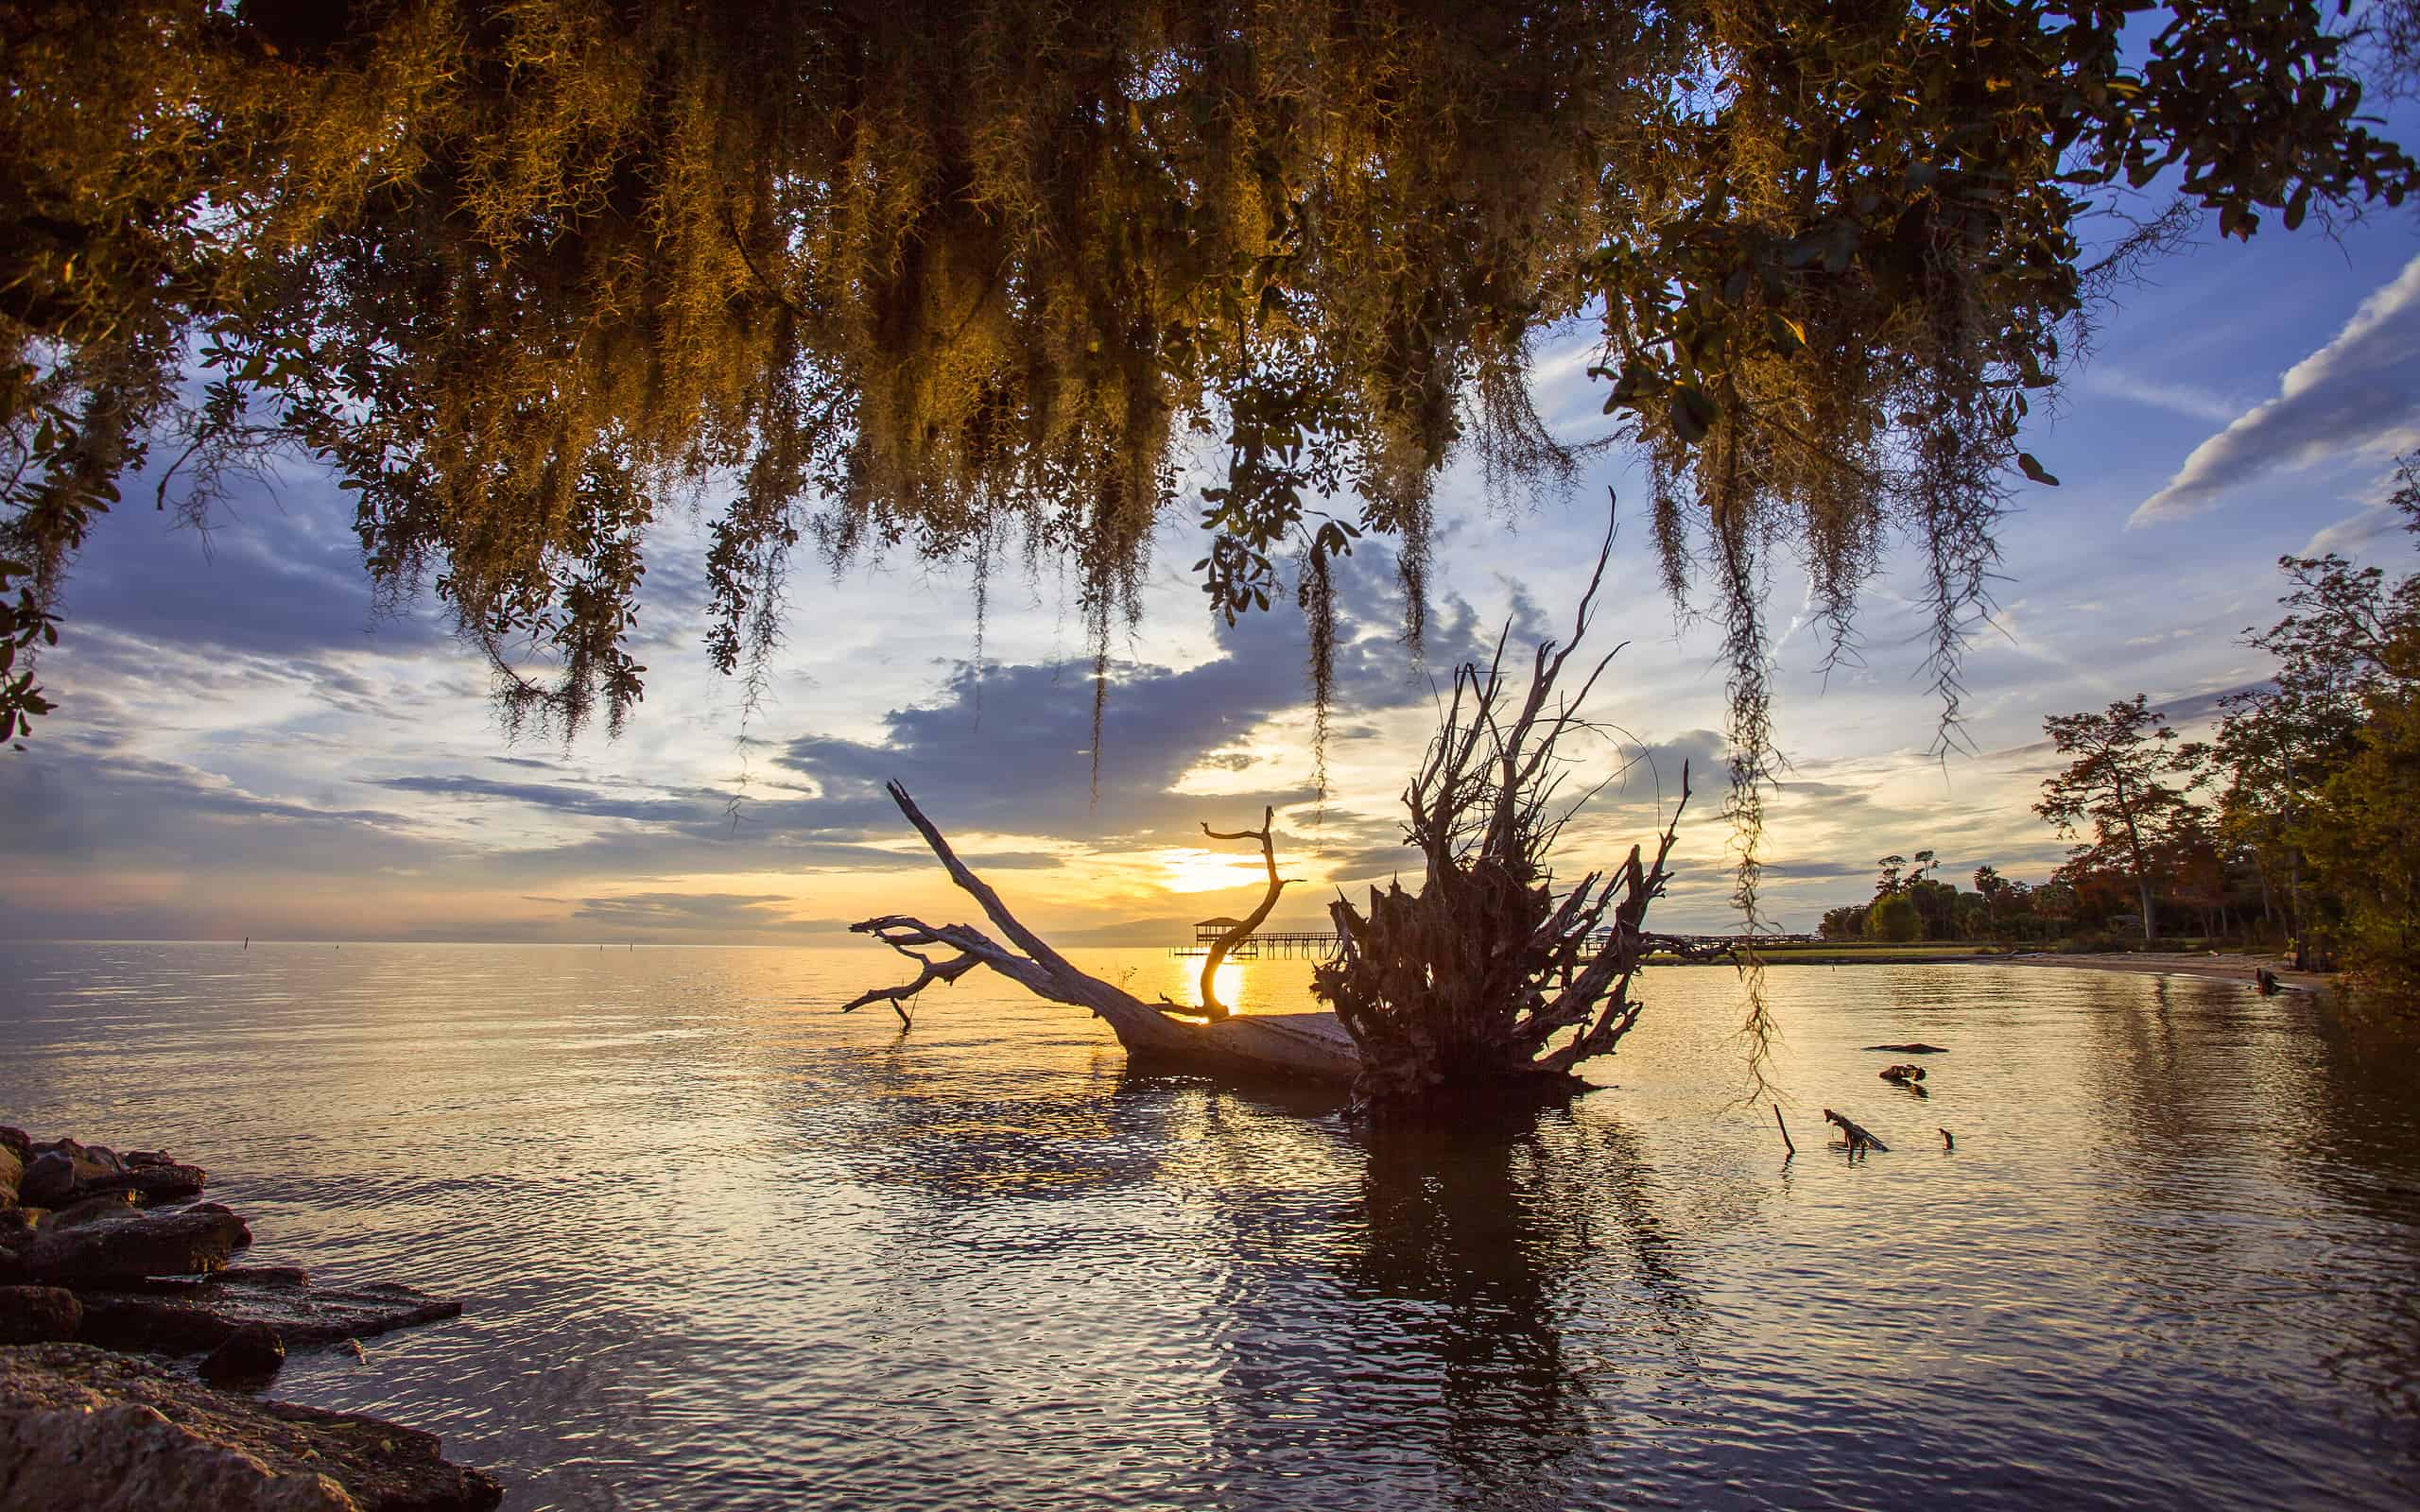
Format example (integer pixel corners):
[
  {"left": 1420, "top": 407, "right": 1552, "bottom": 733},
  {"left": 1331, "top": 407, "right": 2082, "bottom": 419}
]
[
  {"left": 0, "top": 1210, "right": 39, "bottom": 1282},
  {"left": 14, "top": 1203, "right": 251, "bottom": 1285},
  {"left": 77, "top": 1273, "right": 461, "bottom": 1354},
  {"left": 0, "top": 1286, "right": 81, "bottom": 1345},
  {"left": 1879, "top": 1062, "right": 1927, "bottom": 1083},
  {"left": 0, "top": 1341, "right": 502, "bottom": 1511},
  {"left": 124, "top": 1150, "right": 178, "bottom": 1170},
  {"left": 15, "top": 1139, "right": 205, "bottom": 1209},
  {"left": 50, "top": 1191, "right": 142, "bottom": 1229},
  {"left": 79, "top": 1144, "right": 128, "bottom": 1175},
  {"left": 19, "top": 1151, "right": 78, "bottom": 1207},
  {"left": 0, "top": 1127, "right": 29, "bottom": 1162},
  {"left": 0, "top": 1145, "right": 21, "bottom": 1205},
  {"left": 199, "top": 1323, "right": 286, "bottom": 1388},
  {"left": 124, "top": 1163, "right": 208, "bottom": 1202},
  {"left": 220, "top": 1266, "right": 312, "bottom": 1287}
]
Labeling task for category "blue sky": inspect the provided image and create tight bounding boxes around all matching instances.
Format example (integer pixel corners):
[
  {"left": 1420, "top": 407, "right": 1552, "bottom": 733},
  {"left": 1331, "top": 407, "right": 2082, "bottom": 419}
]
[{"left": 6, "top": 178, "right": 2418, "bottom": 944}]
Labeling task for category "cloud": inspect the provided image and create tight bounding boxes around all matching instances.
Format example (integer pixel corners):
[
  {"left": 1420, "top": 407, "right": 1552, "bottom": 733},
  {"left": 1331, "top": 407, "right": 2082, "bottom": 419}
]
[
  {"left": 379, "top": 774, "right": 707, "bottom": 824},
  {"left": 775, "top": 546, "right": 1498, "bottom": 845},
  {"left": 566, "top": 892, "right": 836, "bottom": 932},
  {"left": 2298, "top": 465, "right": 2420, "bottom": 557},
  {"left": 2075, "top": 365, "right": 2247, "bottom": 424},
  {"left": 2132, "top": 255, "right": 2420, "bottom": 526},
  {"left": 65, "top": 485, "right": 446, "bottom": 660}
]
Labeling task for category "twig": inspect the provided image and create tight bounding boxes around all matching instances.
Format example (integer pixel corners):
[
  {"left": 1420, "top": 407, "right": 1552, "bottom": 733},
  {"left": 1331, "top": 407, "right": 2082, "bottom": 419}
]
[{"left": 1773, "top": 1103, "right": 1795, "bottom": 1158}]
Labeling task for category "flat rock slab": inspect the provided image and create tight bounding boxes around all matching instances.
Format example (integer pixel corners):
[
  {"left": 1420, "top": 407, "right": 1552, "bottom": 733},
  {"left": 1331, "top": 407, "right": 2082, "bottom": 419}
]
[
  {"left": 10, "top": 1203, "right": 251, "bottom": 1285},
  {"left": 77, "top": 1272, "right": 464, "bottom": 1354},
  {"left": 0, "top": 1340, "right": 500, "bottom": 1511}
]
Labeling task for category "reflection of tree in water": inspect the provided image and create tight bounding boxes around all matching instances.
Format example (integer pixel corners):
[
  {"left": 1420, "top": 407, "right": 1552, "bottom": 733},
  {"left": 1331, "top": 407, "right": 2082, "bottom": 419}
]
[
  {"left": 1194, "top": 1101, "right": 1703, "bottom": 1510},
  {"left": 763, "top": 1021, "right": 1712, "bottom": 1509},
  {"left": 2079, "top": 972, "right": 2420, "bottom": 1445}
]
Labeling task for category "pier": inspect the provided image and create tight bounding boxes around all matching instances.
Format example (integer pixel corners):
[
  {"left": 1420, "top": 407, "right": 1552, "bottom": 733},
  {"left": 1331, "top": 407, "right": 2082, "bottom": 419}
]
[{"left": 1171, "top": 917, "right": 1822, "bottom": 959}]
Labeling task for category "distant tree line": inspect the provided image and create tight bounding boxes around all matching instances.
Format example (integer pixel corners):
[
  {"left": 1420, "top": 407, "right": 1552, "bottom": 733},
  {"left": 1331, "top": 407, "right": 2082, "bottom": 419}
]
[
  {"left": 1819, "top": 472, "right": 2419, "bottom": 1001},
  {"left": 1817, "top": 850, "right": 2082, "bottom": 948}
]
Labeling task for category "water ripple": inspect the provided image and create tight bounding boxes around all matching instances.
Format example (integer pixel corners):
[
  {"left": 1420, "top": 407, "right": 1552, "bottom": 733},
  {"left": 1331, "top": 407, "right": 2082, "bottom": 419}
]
[{"left": 2, "top": 943, "right": 2415, "bottom": 1510}]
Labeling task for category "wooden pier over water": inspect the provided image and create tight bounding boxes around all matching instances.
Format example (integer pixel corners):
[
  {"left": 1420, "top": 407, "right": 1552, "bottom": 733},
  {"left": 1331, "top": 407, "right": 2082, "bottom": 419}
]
[
  {"left": 1171, "top": 924, "right": 1342, "bottom": 959},
  {"left": 1170, "top": 916, "right": 1806, "bottom": 960}
]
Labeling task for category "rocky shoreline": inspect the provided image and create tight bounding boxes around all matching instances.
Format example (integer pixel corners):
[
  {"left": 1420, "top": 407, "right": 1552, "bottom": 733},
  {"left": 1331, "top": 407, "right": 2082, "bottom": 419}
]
[{"left": 0, "top": 1125, "right": 501, "bottom": 1510}]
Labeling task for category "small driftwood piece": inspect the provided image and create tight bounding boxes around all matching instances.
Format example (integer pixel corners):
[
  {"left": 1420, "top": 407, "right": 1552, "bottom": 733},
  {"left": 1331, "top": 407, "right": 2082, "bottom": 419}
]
[
  {"left": 1880, "top": 1063, "right": 1928, "bottom": 1098},
  {"left": 1863, "top": 1042, "right": 1948, "bottom": 1054},
  {"left": 844, "top": 782, "right": 1359, "bottom": 1083},
  {"left": 1773, "top": 1104, "right": 1795, "bottom": 1158},
  {"left": 1823, "top": 1108, "right": 1889, "bottom": 1152},
  {"left": 1940, "top": 1127, "right": 1955, "bottom": 1150},
  {"left": 2255, "top": 967, "right": 2282, "bottom": 996}
]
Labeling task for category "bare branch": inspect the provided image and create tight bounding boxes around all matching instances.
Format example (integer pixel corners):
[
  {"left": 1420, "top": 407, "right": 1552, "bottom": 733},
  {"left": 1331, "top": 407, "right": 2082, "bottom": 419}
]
[{"left": 1196, "top": 805, "right": 1291, "bottom": 1019}]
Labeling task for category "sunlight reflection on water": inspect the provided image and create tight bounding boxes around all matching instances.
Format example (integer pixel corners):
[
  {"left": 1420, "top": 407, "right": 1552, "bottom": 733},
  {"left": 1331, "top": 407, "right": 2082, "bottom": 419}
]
[{"left": 2, "top": 943, "right": 2415, "bottom": 1510}]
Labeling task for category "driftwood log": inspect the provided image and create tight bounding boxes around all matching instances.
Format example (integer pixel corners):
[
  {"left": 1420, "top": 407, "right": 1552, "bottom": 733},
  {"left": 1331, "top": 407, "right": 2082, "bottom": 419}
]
[{"left": 842, "top": 782, "right": 1360, "bottom": 1084}]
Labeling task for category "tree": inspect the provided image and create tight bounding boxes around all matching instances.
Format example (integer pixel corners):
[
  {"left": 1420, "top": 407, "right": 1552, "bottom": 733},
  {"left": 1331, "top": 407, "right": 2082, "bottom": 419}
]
[
  {"left": 1313, "top": 529, "right": 1698, "bottom": 1101},
  {"left": 1865, "top": 893, "right": 1921, "bottom": 943},
  {"left": 2189, "top": 460, "right": 2420, "bottom": 971},
  {"left": 1905, "top": 875, "right": 1961, "bottom": 939},
  {"left": 1974, "top": 865, "right": 2006, "bottom": 935},
  {"left": 2034, "top": 695, "right": 2196, "bottom": 948},
  {"left": 1819, "top": 903, "right": 1869, "bottom": 941},
  {"left": 2303, "top": 693, "right": 2420, "bottom": 998},
  {"left": 5, "top": 0, "right": 2414, "bottom": 779}
]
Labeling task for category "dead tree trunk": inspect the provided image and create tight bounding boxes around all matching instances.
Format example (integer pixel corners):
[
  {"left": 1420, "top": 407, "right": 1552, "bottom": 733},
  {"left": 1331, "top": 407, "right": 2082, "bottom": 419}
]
[
  {"left": 843, "top": 782, "right": 1358, "bottom": 1083},
  {"left": 1313, "top": 514, "right": 1693, "bottom": 1104}
]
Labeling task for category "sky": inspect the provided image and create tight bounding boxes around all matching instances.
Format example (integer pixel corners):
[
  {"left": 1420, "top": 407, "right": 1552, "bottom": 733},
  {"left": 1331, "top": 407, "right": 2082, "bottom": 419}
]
[{"left": 6, "top": 181, "right": 2419, "bottom": 947}]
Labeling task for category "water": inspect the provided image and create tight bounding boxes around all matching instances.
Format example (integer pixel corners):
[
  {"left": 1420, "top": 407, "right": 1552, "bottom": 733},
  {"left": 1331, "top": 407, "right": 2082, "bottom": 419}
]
[{"left": 3, "top": 943, "right": 2416, "bottom": 1510}]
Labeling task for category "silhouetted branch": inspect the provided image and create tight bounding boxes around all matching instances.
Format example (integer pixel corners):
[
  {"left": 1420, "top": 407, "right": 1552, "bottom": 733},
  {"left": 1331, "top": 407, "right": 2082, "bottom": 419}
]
[
  {"left": 845, "top": 782, "right": 1359, "bottom": 1080},
  {"left": 1197, "top": 805, "right": 1290, "bottom": 1019}
]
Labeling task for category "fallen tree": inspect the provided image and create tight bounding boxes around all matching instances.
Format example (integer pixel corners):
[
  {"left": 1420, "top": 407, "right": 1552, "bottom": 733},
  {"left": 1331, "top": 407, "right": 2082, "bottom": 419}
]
[
  {"left": 841, "top": 782, "right": 1360, "bottom": 1084},
  {"left": 843, "top": 524, "right": 1702, "bottom": 1106}
]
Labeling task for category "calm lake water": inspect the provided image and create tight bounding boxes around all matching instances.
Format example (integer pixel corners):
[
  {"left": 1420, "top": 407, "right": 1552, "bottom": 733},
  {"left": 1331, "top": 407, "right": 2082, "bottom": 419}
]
[{"left": 2, "top": 943, "right": 2416, "bottom": 1510}]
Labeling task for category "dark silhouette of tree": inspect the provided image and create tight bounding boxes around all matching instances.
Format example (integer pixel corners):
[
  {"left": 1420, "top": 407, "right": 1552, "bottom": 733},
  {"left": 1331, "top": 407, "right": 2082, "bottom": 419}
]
[
  {"left": 2035, "top": 696, "right": 2196, "bottom": 948},
  {"left": 1865, "top": 892, "right": 1921, "bottom": 943},
  {"left": 1974, "top": 865, "right": 2006, "bottom": 935}
]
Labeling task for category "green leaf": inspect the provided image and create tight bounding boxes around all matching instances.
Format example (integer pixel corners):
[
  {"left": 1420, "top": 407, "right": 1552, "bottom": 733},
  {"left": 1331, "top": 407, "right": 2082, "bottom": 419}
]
[{"left": 1669, "top": 385, "right": 1718, "bottom": 444}]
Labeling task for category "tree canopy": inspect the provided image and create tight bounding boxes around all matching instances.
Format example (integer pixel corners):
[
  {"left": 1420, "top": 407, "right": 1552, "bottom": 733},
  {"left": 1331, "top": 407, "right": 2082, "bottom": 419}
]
[{"left": 5, "top": 1, "right": 2414, "bottom": 810}]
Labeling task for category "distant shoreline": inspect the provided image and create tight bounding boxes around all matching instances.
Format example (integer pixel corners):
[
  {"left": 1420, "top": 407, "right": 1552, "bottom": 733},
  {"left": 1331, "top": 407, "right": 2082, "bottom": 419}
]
[{"left": 1674, "top": 946, "right": 2330, "bottom": 998}]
